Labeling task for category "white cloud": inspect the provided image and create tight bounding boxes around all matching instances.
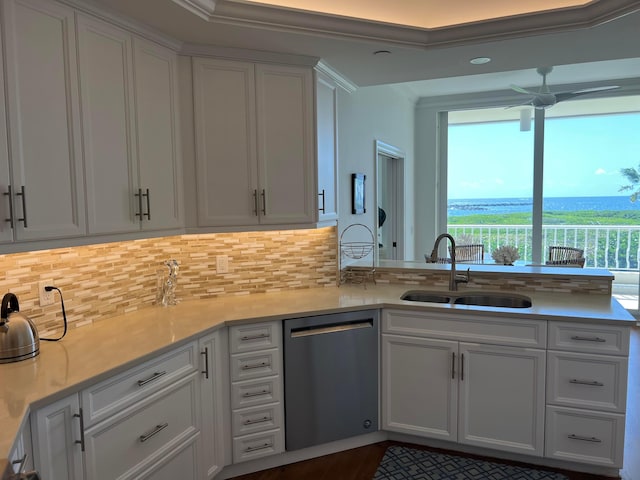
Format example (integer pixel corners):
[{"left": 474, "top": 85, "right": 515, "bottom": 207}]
[{"left": 595, "top": 168, "right": 607, "bottom": 175}]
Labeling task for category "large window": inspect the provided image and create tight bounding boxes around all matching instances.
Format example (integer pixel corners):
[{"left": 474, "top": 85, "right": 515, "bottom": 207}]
[{"left": 447, "top": 96, "right": 640, "bottom": 312}]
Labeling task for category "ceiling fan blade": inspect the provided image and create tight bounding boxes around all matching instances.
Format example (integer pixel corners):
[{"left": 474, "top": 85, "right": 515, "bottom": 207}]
[
  {"left": 510, "top": 84, "right": 538, "bottom": 95},
  {"left": 554, "top": 85, "right": 620, "bottom": 103},
  {"left": 505, "top": 98, "right": 534, "bottom": 109}
]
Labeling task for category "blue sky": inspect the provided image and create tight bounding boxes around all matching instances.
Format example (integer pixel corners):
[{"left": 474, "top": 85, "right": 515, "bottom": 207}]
[{"left": 448, "top": 112, "right": 640, "bottom": 200}]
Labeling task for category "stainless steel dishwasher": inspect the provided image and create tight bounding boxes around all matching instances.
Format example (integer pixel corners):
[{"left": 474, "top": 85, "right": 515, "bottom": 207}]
[{"left": 283, "top": 309, "right": 379, "bottom": 451}]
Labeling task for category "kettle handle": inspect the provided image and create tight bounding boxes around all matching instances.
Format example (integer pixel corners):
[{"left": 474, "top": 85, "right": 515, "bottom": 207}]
[{"left": 1, "top": 292, "right": 19, "bottom": 320}]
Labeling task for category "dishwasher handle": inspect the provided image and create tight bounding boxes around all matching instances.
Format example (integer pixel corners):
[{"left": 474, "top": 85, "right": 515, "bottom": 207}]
[{"left": 290, "top": 320, "right": 373, "bottom": 338}]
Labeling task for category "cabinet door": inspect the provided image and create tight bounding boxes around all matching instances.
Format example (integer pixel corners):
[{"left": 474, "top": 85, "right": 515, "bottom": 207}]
[
  {"left": 458, "top": 342, "right": 546, "bottom": 456},
  {"left": 0, "top": 21, "right": 13, "bottom": 244},
  {"left": 193, "top": 57, "right": 258, "bottom": 226},
  {"left": 31, "top": 393, "right": 84, "bottom": 480},
  {"left": 2, "top": 0, "right": 86, "bottom": 240},
  {"left": 199, "top": 330, "right": 231, "bottom": 478},
  {"left": 315, "top": 71, "right": 338, "bottom": 222},
  {"left": 255, "top": 64, "right": 315, "bottom": 225},
  {"left": 381, "top": 334, "right": 457, "bottom": 441},
  {"left": 133, "top": 38, "right": 183, "bottom": 231},
  {"left": 77, "top": 14, "right": 138, "bottom": 234}
]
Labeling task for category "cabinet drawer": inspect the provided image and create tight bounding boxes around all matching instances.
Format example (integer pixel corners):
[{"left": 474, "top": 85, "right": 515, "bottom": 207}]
[
  {"left": 545, "top": 406, "right": 625, "bottom": 467},
  {"left": 229, "top": 322, "right": 281, "bottom": 354},
  {"left": 548, "top": 322, "right": 630, "bottom": 355},
  {"left": 383, "top": 309, "right": 546, "bottom": 347},
  {"left": 547, "top": 351, "right": 627, "bottom": 413},
  {"left": 84, "top": 374, "right": 199, "bottom": 480},
  {"left": 230, "top": 349, "right": 281, "bottom": 382},
  {"left": 231, "top": 376, "right": 282, "bottom": 410},
  {"left": 232, "top": 429, "right": 284, "bottom": 463},
  {"left": 232, "top": 403, "right": 283, "bottom": 436},
  {"left": 82, "top": 342, "right": 198, "bottom": 426}
]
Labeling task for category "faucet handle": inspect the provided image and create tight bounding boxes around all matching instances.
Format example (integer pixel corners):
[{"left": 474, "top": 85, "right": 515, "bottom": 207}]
[{"left": 455, "top": 267, "right": 470, "bottom": 285}]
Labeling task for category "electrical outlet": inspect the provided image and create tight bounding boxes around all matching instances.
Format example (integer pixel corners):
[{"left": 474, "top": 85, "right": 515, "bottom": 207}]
[
  {"left": 216, "top": 255, "right": 229, "bottom": 274},
  {"left": 39, "top": 280, "right": 55, "bottom": 307}
]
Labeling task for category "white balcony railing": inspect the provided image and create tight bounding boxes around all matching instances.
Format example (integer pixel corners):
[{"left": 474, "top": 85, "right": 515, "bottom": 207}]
[{"left": 446, "top": 224, "right": 640, "bottom": 271}]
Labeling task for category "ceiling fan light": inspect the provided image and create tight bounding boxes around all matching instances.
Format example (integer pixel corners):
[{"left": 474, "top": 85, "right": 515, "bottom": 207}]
[{"left": 519, "top": 108, "right": 532, "bottom": 131}]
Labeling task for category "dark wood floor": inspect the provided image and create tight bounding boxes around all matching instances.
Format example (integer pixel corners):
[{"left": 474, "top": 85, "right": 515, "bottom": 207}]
[{"left": 231, "top": 327, "right": 640, "bottom": 480}]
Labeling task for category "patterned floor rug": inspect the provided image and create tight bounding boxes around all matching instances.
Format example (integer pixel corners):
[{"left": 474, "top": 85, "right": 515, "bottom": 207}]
[{"left": 373, "top": 446, "right": 569, "bottom": 480}]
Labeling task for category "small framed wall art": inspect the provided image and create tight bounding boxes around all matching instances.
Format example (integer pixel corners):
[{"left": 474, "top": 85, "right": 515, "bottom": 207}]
[{"left": 351, "top": 173, "right": 366, "bottom": 214}]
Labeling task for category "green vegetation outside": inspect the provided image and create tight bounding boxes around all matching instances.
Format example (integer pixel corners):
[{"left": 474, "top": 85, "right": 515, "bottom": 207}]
[{"left": 448, "top": 210, "right": 640, "bottom": 226}]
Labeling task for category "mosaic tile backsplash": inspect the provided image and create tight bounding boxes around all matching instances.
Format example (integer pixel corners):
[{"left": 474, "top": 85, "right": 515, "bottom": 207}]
[{"left": 0, "top": 227, "right": 338, "bottom": 336}]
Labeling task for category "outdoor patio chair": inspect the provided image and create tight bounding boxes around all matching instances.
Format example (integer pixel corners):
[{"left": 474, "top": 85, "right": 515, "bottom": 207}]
[
  {"left": 450, "top": 244, "right": 485, "bottom": 263},
  {"left": 546, "top": 246, "right": 585, "bottom": 267}
]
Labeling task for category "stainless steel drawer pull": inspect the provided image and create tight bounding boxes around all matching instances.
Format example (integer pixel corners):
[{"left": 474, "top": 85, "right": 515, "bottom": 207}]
[
  {"left": 245, "top": 442, "right": 272, "bottom": 453},
  {"left": 570, "top": 335, "right": 606, "bottom": 343},
  {"left": 16, "top": 185, "right": 27, "bottom": 227},
  {"left": 4, "top": 186, "right": 14, "bottom": 228},
  {"left": 243, "top": 416, "right": 272, "bottom": 426},
  {"left": 241, "top": 333, "right": 270, "bottom": 341},
  {"left": 318, "top": 189, "right": 326, "bottom": 213},
  {"left": 137, "top": 370, "right": 167, "bottom": 387},
  {"left": 74, "top": 409, "right": 86, "bottom": 452},
  {"left": 139, "top": 422, "right": 169, "bottom": 443},
  {"left": 568, "top": 434, "right": 602, "bottom": 443},
  {"left": 243, "top": 389, "right": 270, "bottom": 398},
  {"left": 201, "top": 347, "right": 210, "bottom": 379},
  {"left": 242, "top": 361, "right": 270, "bottom": 370},
  {"left": 12, "top": 453, "right": 28, "bottom": 472},
  {"left": 570, "top": 379, "right": 604, "bottom": 387}
]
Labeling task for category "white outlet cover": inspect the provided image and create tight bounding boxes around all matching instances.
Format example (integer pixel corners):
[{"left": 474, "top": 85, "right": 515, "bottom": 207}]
[{"left": 38, "top": 280, "right": 55, "bottom": 307}]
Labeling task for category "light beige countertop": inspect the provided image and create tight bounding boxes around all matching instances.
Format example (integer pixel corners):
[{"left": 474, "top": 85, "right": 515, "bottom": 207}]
[{"left": 0, "top": 283, "right": 635, "bottom": 460}]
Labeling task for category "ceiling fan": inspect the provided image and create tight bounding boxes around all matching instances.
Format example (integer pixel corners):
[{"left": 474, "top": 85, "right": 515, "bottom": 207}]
[{"left": 510, "top": 66, "right": 620, "bottom": 109}]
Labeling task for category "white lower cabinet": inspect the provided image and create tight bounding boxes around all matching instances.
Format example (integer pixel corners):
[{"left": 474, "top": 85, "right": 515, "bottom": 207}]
[
  {"left": 31, "top": 341, "right": 203, "bottom": 480},
  {"left": 382, "top": 309, "right": 546, "bottom": 457},
  {"left": 228, "top": 321, "right": 284, "bottom": 463},
  {"left": 545, "top": 321, "right": 630, "bottom": 468}
]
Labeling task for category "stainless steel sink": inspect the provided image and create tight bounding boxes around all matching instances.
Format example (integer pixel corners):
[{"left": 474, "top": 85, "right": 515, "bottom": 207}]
[
  {"left": 401, "top": 290, "right": 532, "bottom": 308},
  {"left": 400, "top": 290, "right": 451, "bottom": 304},
  {"left": 454, "top": 293, "right": 532, "bottom": 308}
]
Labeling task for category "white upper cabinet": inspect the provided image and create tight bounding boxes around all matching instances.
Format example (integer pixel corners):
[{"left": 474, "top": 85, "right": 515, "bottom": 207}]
[
  {"left": 254, "top": 64, "right": 315, "bottom": 225},
  {"left": 315, "top": 71, "right": 338, "bottom": 222},
  {"left": 132, "top": 38, "right": 183, "bottom": 231},
  {"left": 2, "top": 0, "right": 86, "bottom": 241},
  {"left": 0, "top": 18, "right": 12, "bottom": 244},
  {"left": 78, "top": 15, "right": 183, "bottom": 235},
  {"left": 193, "top": 58, "right": 316, "bottom": 227},
  {"left": 193, "top": 58, "right": 258, "bottom": 226}
]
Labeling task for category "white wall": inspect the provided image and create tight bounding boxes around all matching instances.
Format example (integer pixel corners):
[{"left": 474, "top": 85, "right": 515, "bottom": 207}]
[{"left": 337, "top": 85, "right": 416, "bottom": 260}]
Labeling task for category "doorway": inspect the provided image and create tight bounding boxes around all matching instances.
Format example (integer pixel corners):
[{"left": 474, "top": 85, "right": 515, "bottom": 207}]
[{"left": 375, "top": 140, "right": 405, "bottom": 261}]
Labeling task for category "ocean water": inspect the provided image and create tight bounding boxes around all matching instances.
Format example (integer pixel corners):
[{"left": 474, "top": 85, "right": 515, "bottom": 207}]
[{"left": 448, "top": 195, "right": 639, "bottom": 217}]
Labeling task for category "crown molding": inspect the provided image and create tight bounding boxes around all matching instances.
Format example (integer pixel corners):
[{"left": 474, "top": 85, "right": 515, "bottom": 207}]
[
  {"left": 180, "top": 43, "right": 319, "bottom": 66},
  {"left": 314, "top": 61, "right": 357, "bottom": 93},
  {"left": 179, "top": 0, "right": 640, "bottom": 49},
  {"left": 171, "top": 0, "right": 217, "bottom": 20}
]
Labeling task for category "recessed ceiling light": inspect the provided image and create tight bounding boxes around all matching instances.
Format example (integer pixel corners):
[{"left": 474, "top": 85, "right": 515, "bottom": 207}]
[
  {"left": 470, "top": 57, "right": 491, "bottom": 65},
  {"left": 373, "top": 50, "right": 391, "bottom": 56}
]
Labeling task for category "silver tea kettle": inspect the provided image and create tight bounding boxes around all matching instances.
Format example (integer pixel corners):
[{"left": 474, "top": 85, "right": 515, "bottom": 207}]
[{"left": 0, "top": 293, "right": 40, "bottom": 364}]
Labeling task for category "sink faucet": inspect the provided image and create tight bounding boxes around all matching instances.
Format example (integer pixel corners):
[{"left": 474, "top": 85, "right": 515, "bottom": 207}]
[{"left": 429, "top": 233, "right": 470, "bottom": 291}]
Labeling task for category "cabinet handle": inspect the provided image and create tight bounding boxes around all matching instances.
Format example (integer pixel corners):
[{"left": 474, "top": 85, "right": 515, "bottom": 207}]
[
  {"left": 74, "top": 409, "right": 85, "bottom": 452},
  {"left": 261, "top": 189, "right": 266, "bottom": 215},
  {"left": 243, "top": 416, "right": 272, "bottom": 426},
  {"left": 451, "top": 352, "right": 455, "bottom": 379},
  {"left": 16, "top": 185, "right": 27, "bottom": 227},
  {"left": 139, "top": 422, "right": 169, "bottom": 443},
  {"left": 12, "top": 453, "right": 28, "bottom": 473},
  {"left": 201, "top": 347, "right": 209, "bottom": 379},
  {"left": 253, "top": 190, "right": 258, "bottom": 216},
  {"left": 242, "top": 361, "right": 270, "bottom": 370},
  {"left": 134, "top": 188, "right": 143, "bottom": 219},
  {"left": 318, "top": 189, "right": 326, "bottom": 213},
  {"left": 570, "top": 335, "right": 606, "bottom": 343},
  {"left": 137, "top": 370, "right": 167, "bottom": 387},
  {"left": 245, "top": 442, "right": 272, "bottom": 453},
  {"left": 142, "top": 188, "right": 151, "bottom": 220},
  {"left": 568, "top": 434, "right": 602, "bottom": 443},
  {"left": 241, "top": 333, "right": 270, "bottom": 341},
  {"left": 4, "top": 185, "right": 14, "bottom": 228},
  {"left": 569, "top": 379, "right": 604, "bottom": 387},
  {"left": 460, "top": 353, "right": 464, "bottom": 381},
  {"left": 243, "top": 389, "right": 270, "bottom": 398}
]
